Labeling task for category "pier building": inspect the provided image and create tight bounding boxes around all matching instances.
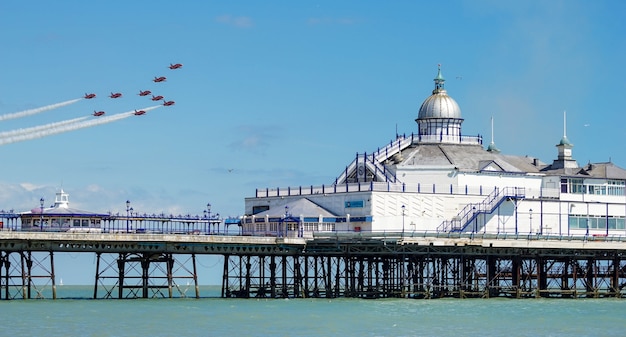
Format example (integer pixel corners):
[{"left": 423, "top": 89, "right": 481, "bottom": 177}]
[
  {"left": 20, "top": 190, "right": 106, "bottom": 232},
  {"left": 243, "top": 65, "right": 626, "bottom": 239}
]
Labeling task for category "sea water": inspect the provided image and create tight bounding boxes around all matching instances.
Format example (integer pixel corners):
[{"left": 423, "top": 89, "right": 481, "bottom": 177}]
[{"left": 2, "top": 286, "right": 625, "bottom": 337}]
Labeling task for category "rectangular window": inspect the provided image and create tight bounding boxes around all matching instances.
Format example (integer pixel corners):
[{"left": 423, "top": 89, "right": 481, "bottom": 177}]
[
  {"left": 73, "top": 219, "right": 81, "bottom": 227},
  {"left": 561, "top": 178, "right": 568, "bottom": 193},
  {"left": 569, "top": 179, "right": 585, "bottom": 194},
  {"left": 608, "top": 180, "right": 625, "bottom": 196},
  {"left": 252, "top": 206, "right": 269, "bottom": 215}
]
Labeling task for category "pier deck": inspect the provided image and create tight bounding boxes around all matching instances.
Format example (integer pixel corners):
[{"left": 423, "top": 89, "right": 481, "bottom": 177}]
[{"left": 1, "top": 231, "right": 626, "bottom": 299}]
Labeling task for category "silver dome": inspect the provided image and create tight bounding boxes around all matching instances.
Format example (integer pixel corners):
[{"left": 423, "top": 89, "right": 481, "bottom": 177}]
[{"left": 418, "top": 90, "right": 462, "bottom": 119}]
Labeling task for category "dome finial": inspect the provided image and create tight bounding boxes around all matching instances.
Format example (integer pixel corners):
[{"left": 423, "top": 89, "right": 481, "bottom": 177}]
[
  {"left": 487, "top": 116, "right": 500, "bottom": 153},
  {"left": 434, "top": 64, "right": 445, "bottom": 92}
]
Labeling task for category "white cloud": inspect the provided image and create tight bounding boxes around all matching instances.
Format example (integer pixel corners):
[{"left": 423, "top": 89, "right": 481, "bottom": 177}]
[{"left": 216, "top": 15, "right": 253, "bottom": 28}]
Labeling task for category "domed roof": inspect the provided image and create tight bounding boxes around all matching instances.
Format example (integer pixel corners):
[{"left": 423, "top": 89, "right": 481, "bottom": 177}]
[
  {"left": 417, "top": 66, "right": 462, "bottom": 119},
  {"left": 418, "top": 92, "right": 461, "bottom": 119}
]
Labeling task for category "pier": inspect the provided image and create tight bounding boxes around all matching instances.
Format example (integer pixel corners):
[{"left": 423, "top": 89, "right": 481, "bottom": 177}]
[{"left": 1, "top": 230, "right": 625, "bottom": 299}]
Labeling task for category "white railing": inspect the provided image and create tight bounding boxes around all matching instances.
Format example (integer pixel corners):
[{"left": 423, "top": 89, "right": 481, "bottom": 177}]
[
  {"left": 257, "top": 182, "right": 535, "bottom": 198},
  {"left": 416, "top": 134, "right": 482, "bottom": 145}
]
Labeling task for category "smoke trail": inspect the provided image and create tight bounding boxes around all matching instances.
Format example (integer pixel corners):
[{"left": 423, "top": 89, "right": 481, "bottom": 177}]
[
  {"left": 0, "top": 106, "right": 161, "bottom": 146},
  {"left": 0, "top": 98, "right": 82, "bottom": 121},
  {"left": 0, "top": 116, "right": 89, "bottom": 138}
]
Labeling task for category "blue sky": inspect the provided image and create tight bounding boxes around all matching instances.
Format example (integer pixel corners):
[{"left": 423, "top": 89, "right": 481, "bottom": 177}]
[{"left": 1, "top": 1, "right": 625, "bottom": 284}]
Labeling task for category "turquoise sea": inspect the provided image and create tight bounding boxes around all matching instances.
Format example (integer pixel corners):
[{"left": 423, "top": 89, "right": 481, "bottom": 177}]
[{"left": 2, "top": 286, "right": 625, "bottom": 337}]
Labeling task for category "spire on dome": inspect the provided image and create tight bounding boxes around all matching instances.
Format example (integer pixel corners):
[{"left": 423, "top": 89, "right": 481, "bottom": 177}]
[
  {"left": 559, "top": 110, "right": 572, "bottom": 145},
  {"left": 433, "top": 64, "right": 445, "bottom": 93},
  {"left": 486, "top": 116, "right": 500, "bottom": 153}
]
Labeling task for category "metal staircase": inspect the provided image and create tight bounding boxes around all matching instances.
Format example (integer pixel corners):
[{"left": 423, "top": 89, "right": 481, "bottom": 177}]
[
  {"left": 335, "top": 135, "right": 414, "bottom": 184},
  {"left": 437, "top": 187, "right": 526, "bottom": 232}
]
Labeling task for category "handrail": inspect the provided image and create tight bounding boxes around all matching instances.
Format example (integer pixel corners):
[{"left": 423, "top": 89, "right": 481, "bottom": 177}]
[{"left": 437, "top": 187, "right": 526, "bottom": 232}]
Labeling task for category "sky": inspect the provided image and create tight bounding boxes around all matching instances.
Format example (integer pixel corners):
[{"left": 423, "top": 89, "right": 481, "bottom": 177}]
[{"left": 1, "top": 0, "right": 625, "bottom": 285}]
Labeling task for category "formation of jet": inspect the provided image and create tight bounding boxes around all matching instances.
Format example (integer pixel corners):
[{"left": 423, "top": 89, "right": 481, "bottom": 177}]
[{"left": 78, "top": 62, "right": 179, "bottom": 123}]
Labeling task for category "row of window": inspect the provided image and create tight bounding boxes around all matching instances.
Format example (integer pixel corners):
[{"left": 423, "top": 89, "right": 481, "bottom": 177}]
[
  {"left": 249, "top": 222, "right": 337, "bottom": 233},
  {"left": 568, "top": 215, "right": 626, "bottom": 230},
  {"left": 24, "top": 218, "right": 102, "bottom": 227},
  {"left": 563, "top": 178, "right": 625, "bottom": 196}
]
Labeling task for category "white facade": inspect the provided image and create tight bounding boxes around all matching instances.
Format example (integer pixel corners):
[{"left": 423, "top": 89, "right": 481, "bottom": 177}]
[{"left": 243, "top": 67, "right": 626, "bottom": 238}]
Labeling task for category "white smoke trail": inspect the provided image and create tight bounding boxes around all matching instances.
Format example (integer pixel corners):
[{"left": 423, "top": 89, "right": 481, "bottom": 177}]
[
  {"left": 0, "top": 98, "right": 83, "bottom": 121},
  {"left": 0, "top": 116, "right": 89, "bottom": 138},
  {"left": 0, "top": 106, "right": 161, "bottom": 146}
]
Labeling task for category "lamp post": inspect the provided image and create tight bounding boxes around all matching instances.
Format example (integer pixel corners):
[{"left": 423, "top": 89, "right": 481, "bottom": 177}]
[
  {"left": 401, "top": 205, "right": 405, "bottom": 237},
  {"left": 39, "top": 197, "right": 44, "bottom": 232},
  {"left": 529, "top": 208, "right": 533, "bottom": 235},
  {"left": 472, "top": 206, "right": 477, "bottom": 234},
  {"left": 284, "top": 206, "right": 289, "bottom": 237},
  {"left": 207, "top": 203, "right": 211, "bottom": 233},
  {"left": 126, "top": 200, "right": 130, "bottom": 233}
]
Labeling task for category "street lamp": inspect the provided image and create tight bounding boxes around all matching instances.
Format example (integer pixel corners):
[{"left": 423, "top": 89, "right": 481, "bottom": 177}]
[
  {"left": 472, "top": 206, "right": 477, "bottom": 233},
  {"left": 126, "top": 200, "right": 130, "bottom": 233},
  {"left": 284, "top": 206, "right": 289, "bottom": 237},
  {"left": 529, "top": 208, "right": 533, "bottom": 235},
  {"left": 207, "top": 203, "right": 211, "bottom": 233},
  {"left": 401, "top": 205, "right": 405, "bottom": 237},
  {"left": 39, "top": 197, "right": 44, "bottom": 232}
]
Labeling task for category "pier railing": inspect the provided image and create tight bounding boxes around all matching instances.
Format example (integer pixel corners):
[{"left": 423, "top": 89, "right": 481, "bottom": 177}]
[{"left": 256, "top": 181, "right": 538, "bottom": 198}]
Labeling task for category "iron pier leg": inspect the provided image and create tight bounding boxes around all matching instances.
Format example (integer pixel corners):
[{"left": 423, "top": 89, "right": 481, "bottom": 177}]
[
  {"left": 221, "top": 254, "right": 229, "bottom": 298},
  {"left": 141, "top": 257, "right": 150, "bottom": 298},
  {"left": 167, "top": 255, "right": 173, "bottom": 298},
  {"left": 50, "top": 251, "right": 56, "bottom": 300},
  {"left": 118, "top": 254, "right": 125, "bottom": 299},
  {"left": 191, "top": 253, "right": 199, "bottom": 299},
  {"left": 94, "top": 253, "right": 101, "bottom": 299},
  {"left": 612, "top": 255, "right": 620, "bottom": 297}
]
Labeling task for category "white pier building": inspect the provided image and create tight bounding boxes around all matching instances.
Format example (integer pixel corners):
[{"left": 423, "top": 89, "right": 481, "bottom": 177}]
[{"left": 243, "top": 66, "right": 626, "bottom": 238}]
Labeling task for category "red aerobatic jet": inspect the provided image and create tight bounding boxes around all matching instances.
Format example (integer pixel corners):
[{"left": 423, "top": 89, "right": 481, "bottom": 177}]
[
  {"left": 93, "top": 111, "right": 105, "bottom": 117},
  {"left": 84, "top": 93, "right": 96, "bottom": 99},
  {"left": 153, "top": 76, "right": 166, "bottom": 82},
  {"left": 138, "top": 90, "right": 151, "bottom": 96},
  {"left": 109, "top": 92, "right": 122, "bottom": 98},
  {"left": 151, "top": 95, "right": 164, "bottom": 101},
  {"left": 169, "top": 63, "right": 183, "bottom": 69},
  {"left": 163, "top": 100, "right": 175, "bottom": 106},
  {"left": 134, "top": 110, "right": 146, "bottom": 116}
]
